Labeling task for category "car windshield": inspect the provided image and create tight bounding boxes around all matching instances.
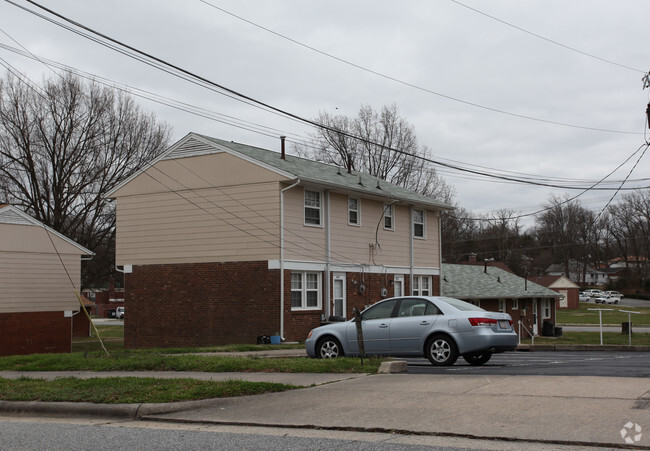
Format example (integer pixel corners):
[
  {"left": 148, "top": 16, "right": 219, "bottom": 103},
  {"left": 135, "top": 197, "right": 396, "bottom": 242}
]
[{"left": 439, "top": 297, "right": 484, "bottom": 311}]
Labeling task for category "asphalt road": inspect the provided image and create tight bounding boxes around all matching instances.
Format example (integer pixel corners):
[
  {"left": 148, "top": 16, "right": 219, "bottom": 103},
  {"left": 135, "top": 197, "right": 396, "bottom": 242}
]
[
  {"left": 406, "top": 350, "right": 650, "bottom": 377},
  {"left": 0, "top": 417, "right": 598, "bottom": 451}
]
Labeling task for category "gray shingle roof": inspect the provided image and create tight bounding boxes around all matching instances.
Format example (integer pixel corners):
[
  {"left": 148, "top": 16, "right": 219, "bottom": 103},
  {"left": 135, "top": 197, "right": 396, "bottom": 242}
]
[
  {"left": 195, "top": 134, "right": 453, "bottom": 211},
  {"left": 442, "top": 264, "right": 558, "bottom": 299}
]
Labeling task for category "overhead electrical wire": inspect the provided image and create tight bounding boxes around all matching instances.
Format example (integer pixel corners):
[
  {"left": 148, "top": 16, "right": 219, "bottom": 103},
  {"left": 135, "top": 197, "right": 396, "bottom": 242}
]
[
  {"left": 8, "top": 0, "right": 647, "bottom": 192},
  {"left": 449, "top": 0, "right": 647, "bottom": 74},
  {"left": 198, "top": 0, "right": 642, "bottom": 135}
]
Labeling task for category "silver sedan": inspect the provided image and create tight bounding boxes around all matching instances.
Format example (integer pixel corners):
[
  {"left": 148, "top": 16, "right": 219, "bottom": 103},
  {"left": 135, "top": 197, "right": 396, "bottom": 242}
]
[{"left": 305, "top": 296, "right": 518, "bottom": 366}]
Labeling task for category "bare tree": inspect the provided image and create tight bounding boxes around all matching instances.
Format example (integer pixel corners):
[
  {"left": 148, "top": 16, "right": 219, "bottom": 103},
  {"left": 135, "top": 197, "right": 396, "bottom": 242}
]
[
  {"left": 0, "top": 71, "right": 171, "bottom": 286},
  {"left": 298, "top": 104, "right": 454, "bottom": 202}
]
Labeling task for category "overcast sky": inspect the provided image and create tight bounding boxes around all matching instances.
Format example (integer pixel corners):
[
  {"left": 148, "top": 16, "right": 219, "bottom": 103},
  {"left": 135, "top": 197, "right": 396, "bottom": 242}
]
[{"left": 1, "top": 0, "right": 649, "bottom": 228}]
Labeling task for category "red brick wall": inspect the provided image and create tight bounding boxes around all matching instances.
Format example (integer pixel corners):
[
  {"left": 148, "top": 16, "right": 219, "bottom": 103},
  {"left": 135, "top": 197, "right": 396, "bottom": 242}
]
[
  {"left": 124, "top": 263, "right": 443, "bottom": 348},
  {"left": 0, "top": 311, "right": 71, "bottom": 356},
  {"left": 72, "top": 308, "right": 92, "bottom": 337},
  {"left": 124, "top": 261, "right": 285, "bottom": 348}
]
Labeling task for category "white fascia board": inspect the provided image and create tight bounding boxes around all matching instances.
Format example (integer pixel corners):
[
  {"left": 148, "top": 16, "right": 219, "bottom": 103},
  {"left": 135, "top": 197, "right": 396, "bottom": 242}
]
[{"left": 268, "top": 260, "right": 439, "bottom": 275}]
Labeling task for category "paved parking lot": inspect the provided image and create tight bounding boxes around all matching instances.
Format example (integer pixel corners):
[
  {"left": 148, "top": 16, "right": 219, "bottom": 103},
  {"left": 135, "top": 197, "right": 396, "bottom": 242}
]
[{"left": 405, "top": 351, "right": 650, "bottom": 377}]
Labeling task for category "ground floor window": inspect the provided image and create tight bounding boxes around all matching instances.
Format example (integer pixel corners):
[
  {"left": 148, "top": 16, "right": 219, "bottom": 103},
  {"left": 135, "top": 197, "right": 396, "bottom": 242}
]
[
  {"left": 291, "top": 272, "right": 321, "bottom": 309},
  {"left": 512, "top": 299, "right": 518, "bottom": 310},
  {"left": 412, "top": 275, "right": 432, "bottom": 296},
  {"left": 498, "top": 299, "right": 506, "bottom": 313}
]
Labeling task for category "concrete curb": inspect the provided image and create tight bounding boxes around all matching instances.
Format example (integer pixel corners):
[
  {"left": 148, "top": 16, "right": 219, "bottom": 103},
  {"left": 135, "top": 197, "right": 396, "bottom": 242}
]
[
  {"left": 0, "top": 397, "right": 230, "bottom": 419},
  {"left": 516, "top": 344, "right": 650, "bottom": 352}
]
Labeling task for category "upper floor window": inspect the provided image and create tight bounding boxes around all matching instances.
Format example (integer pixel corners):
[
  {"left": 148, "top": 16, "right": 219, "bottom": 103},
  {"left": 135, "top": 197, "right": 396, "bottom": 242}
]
[
  {"left": 348, "top": 197, "right": 360, "bottom": 226},
  {"left": 383, "top": 204, "right": 394, "bottom": 230},
  {"left": 412, "top": 209, "right": 425, "bottom": 238},
  {"left": 304, "top": 190, "right": 321, "bottom": 226}
]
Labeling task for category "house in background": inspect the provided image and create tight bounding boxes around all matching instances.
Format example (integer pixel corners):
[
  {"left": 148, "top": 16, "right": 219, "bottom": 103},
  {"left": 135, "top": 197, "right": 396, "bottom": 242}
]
[
  {"left": 442, "top": 261, "right": 559, "bottom": 336},
  {"left": 72, "top": 295, "right": 96, "bottom": 338},
  {"left": 82, "top": 278, "right": 124, "bottom": 318},
  {"left": 545, "top": 260, "right": 609, "bottom": 287},
  {"left": 530, "top": 275, "right": 580, "bottom": 309},
  {"left": 108, "top": 133, "right": 453, "bottom": 348},
  {"left": 0, "top": 205, "right": 93, "bottom": 356}
]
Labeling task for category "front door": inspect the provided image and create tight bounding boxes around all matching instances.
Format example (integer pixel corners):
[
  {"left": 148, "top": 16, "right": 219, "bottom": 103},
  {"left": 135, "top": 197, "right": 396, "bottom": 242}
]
[
  {"left": 532, "top": 299, "right": 539, "bottom": 335},
  {"left": 394, "top": 275, "right": 404, "bottom": 297},
  {"left": 333, "top": 273, "right": 346, "bottom": 318}
]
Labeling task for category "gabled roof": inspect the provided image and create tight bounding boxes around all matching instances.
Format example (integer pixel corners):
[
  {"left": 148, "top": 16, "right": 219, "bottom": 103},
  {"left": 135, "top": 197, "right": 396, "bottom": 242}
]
[
  {"left": 531, "top": 275, "right": 579, "bottom": 290},
  {"left": 442, "top": 263, "right": 558, "bottom": 299},
  {"left": 0, "top": 205, "right": 93, "bottom": 256},
  {"left": 107, "top": 133, "right": 454, "bottom": 211}
]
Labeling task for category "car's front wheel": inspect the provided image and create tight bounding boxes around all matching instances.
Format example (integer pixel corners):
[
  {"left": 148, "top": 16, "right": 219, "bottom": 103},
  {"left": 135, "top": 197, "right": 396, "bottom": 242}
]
[
  {"left": 463, "top": 351, "right": 492, "bottom": 366},
  {"left": 316, "top": 337, "right": 343, "bottom": 359},
  {"left": 425, "top": 335, "right": 458, "bottom": 366}
]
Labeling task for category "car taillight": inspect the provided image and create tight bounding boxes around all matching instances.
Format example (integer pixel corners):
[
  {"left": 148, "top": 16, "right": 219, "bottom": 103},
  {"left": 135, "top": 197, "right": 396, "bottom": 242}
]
[{"left": 468, "top": 317, "right": 498, "bottom": 326}]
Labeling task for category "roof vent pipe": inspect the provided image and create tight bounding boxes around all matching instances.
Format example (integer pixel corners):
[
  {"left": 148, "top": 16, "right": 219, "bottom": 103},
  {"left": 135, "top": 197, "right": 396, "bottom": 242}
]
[{"left": 280, "top": 136, "right": 286, "bottom": 160}]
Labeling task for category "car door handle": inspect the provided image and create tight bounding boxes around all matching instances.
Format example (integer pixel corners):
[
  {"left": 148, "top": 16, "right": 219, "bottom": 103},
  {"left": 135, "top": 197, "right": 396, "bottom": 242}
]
[
  {"left": 420, "top": 321, "right": 430, "bottom": 326},
  {"left": 379, "top": 324, "right": 388, "bottom": 328}
]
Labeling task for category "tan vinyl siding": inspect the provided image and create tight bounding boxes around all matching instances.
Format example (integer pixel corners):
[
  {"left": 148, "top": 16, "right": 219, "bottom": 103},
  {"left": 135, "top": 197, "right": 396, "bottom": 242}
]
[
  {"left": 413, "top": 210, "right": 440, "bottom": 268},
  {"left": 284, "top": 190, "right": 439, "bottom": 268},
  {"left": 283, "top": 187, "right": 327, "bottom": 262},
  {"left": 114, "top": 152, "right": 289, "bottom": 265},
  {"left": 0, "top": 251, "right": 81, "bottom": 313},
  {"left": 116, "top": 183, "right": 281, "bottom": 265}
]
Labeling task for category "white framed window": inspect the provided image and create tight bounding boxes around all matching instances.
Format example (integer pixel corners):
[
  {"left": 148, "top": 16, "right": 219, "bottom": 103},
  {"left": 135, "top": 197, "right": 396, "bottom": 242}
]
[
  {"left": 393, "top": 275, "right": 404, "bottom": 297},
  {"left": 412, "top": 209, "right": 425, "bottom": 239},
  {"left": 542, "top": 299, "right": 551, "bottom": 319},
  {"left": 512, "top": 299, "right": 519, "bottom": 310},
  {"left": 412, "top": 275, "right": 432, "bottom": 296},
  {"left": 498, "top": 299, "right": 506, "bottom": 313},
  {"left": 304, "top": 190, "right": 321, "bottom": 226},
  {"left": 291, "top": 272, "right": 322, "bottom": 310},
  {"left": 348, "top": 197, "right": 360, "bottom": 226},
  {"left": 383, "top": 204, "right": 394, "bottom": 230}
]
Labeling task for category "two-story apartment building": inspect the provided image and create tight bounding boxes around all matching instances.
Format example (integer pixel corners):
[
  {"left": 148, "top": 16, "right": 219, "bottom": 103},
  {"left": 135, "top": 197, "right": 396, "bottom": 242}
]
[
  {"left": 0, "top": 205, "right": 93, "bottom": 355},
  {"left": 108, "top": 133, "right": 453, "bottom": 348}
]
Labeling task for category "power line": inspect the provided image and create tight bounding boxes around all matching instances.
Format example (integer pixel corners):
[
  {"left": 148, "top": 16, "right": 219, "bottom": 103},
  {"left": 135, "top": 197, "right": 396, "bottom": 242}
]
[
  {"left": 10, "top": 0, "right": 647, "bottom": 192},
  {"left": 449, "top": 0, "right": 647, "bottom": 74},
  {"left": 198, "top": 0, "right": 642, "bottom": 135}
]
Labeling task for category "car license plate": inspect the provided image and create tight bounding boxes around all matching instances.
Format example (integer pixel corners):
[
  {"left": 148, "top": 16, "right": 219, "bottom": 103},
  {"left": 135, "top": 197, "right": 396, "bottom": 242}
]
[{"left": 498, "top": 320, "right": 510, "bottom": 329}]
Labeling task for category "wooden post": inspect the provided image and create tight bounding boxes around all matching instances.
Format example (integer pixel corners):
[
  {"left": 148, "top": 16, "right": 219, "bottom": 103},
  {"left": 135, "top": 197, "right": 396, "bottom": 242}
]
[{"left": 353, "top": 307, "right": 365, "bottom": 365}]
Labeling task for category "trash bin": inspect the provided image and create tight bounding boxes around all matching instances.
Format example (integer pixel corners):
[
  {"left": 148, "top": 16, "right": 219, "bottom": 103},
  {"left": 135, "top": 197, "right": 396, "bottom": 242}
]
[
  {"left": 554, "top": 327, "right": 563, "bottom": 337},
  {"left": 622, "top": 322, "right": 632, "bottom": 335},
  {"left": 542, "top": 321, "right": 554, "bottom": 337},
  {"left": 108, "top": 309, "right": 116, "bottom": 318},
  {"left": 270, "top": 335, "right": 282, "bottom": 344}
]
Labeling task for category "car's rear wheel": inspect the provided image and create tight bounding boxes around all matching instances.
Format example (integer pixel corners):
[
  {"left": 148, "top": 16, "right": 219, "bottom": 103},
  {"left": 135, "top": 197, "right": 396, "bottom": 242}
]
[
  {"left": 463, "top": 351, "right": 492, "bottom": 366},
  {"left": 425, "top": 335, "right": 458, "bottom": 366},
  {"left": 316, "top": 337, "right": 343, "bottom": 359}
]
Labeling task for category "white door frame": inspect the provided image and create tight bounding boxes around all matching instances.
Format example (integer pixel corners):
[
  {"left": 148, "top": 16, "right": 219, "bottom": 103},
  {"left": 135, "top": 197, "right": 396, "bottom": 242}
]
[
  {"left": 332, "top": 273, "right": 346, "bottom": 318},
  {"left": 394, "top": 275, "right": 404, "bottom": 297},
  {"left": 532, "top": 299, "right": 539, "bottom": 335}
]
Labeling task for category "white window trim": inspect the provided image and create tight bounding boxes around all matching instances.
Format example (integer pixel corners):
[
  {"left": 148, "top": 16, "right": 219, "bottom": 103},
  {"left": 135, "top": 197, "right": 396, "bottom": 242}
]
[
  {"left": 304, "top": 189, "right": 323, "bottom": 227},
  {"left": 498, "top": 299, "right": 506, "bottom": 313},
  {"left": 412, "top": 275, "right": 432, "bottom": 296},
  {"left": 383, "top": 203, "right": 394, "bottom": 231},
  {"left": 348, "top": 197, "right": 361, "bottom": 226},
  {"left": 291, "top": 271, "right": 322, "bottom": 310},
  {"left": 512, "top": 299, "right": 519, "bottom": 310},
  {"left": 412, "top": 209, "right": 426, "bottom": 239}
]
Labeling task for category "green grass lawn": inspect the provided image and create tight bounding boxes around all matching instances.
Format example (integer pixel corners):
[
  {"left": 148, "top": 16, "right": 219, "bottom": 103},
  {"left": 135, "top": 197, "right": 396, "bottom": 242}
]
[
  {"left": 556, "top": 303, "right": 650, "bottom": 326},
  {"left": 519, "top": 331, "right": 650, "bottom": 346},
  {"left": 0, "top": 377, "right": 299, "bottom": 404}
]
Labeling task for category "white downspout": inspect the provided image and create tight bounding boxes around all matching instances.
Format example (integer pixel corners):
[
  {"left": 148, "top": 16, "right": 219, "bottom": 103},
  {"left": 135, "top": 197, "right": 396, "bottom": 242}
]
[
  {"left": 325, "top": 190, "right": 331, "bottom": 319},
  {"left": 438, "top": 211, "right": 443, "bottom": 296},
  {"left": 280, "top": 179, "right": 301, "bottom": 340},
  {"left": 409, "top": 206, "right": 414, "bottom": 295}
]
